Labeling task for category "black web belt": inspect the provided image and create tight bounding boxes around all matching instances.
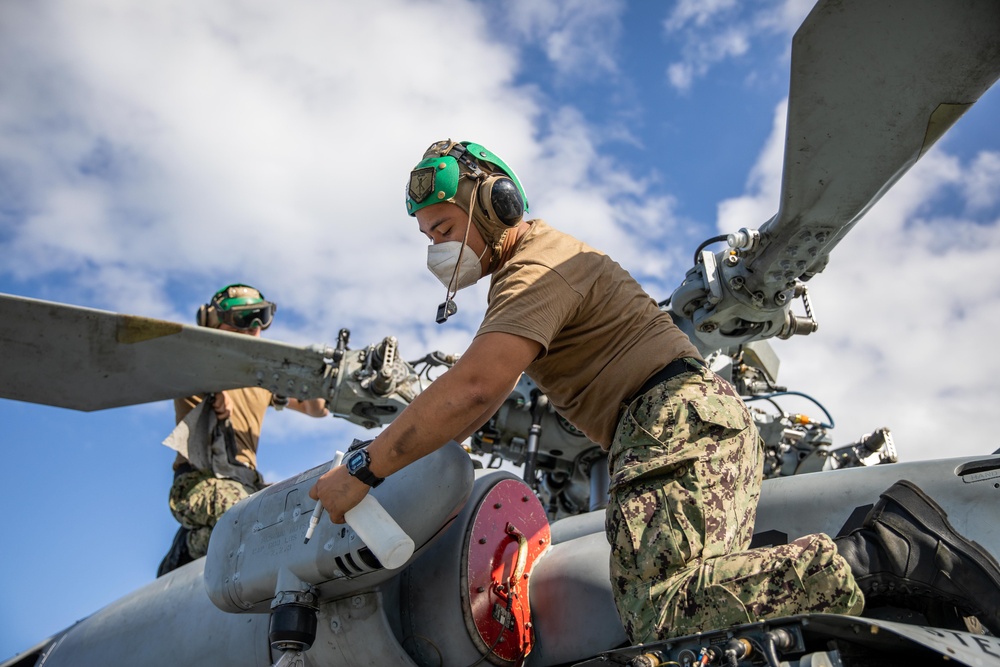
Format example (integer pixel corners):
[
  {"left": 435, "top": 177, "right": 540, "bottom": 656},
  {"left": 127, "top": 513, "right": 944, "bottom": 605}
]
[{"left": 625, "top": 356, "right": 706, "bottom": 406}]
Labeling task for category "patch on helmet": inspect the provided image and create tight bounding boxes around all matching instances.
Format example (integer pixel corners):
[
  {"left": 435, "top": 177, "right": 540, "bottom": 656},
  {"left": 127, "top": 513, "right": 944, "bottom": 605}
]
[
  {"left": 408, "top": 167, "right": 435, "bottom": 204},
  {"left": 225, "top": 285, "right": 260, "bottom": 300}
]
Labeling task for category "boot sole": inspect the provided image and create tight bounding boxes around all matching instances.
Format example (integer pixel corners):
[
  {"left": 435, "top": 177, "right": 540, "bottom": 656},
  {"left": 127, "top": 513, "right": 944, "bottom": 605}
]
[{"left": 874, "top": 479, "right": 1000, "bottom": 612}]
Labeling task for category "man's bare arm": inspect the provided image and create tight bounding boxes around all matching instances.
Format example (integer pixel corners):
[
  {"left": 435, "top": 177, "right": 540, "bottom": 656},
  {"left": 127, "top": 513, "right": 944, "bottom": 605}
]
[
  {"left": 286, "top": 397, "right": 330, "bottom": 418},
  {"left": 309, "top": 331, "right": 542, "bottom": 522},
  {"left": 455, "top": 375, "right": 522, "bottom": 443}
]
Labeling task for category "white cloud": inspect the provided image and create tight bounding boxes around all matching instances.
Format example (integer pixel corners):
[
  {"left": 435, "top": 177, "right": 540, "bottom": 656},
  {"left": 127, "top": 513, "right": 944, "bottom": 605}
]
[
  {"left": 666, "top": 26, "right": 751, "bottom": 93},
  {"left": 665, "top": 0, "right": 738, "bottom": 31},
  {"left": 499, "top": 0, "right": 625, "bottom": 80},
  {"left": 0, "top": 0, "right": 545, "bottom": 340},
  {"left": 662, "top": 0, "right": 812, "bottom": 92},
  {"left": 759, "top": 0, "right": 817, "bottom": 36},
  {"left": 962, "top": 151, "right": 1000, "bottom": 212},
  {"left": 525, "top": 106, "right": 691, "bottom": 288}
]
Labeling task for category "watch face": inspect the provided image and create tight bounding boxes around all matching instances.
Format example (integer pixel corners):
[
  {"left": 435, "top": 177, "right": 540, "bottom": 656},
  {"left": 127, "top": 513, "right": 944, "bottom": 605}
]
[{"left": 346, "top": 450, "right": 368, "bottom": 475}]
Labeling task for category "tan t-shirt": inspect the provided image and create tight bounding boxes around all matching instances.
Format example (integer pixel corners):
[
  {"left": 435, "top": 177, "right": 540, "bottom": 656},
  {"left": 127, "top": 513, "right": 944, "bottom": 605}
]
[
  {"left": 173, "top": 386, "right": 273, "bottom": 471},
  {"left": 477, "top": 220, "right": 700, "bottom": 448}
]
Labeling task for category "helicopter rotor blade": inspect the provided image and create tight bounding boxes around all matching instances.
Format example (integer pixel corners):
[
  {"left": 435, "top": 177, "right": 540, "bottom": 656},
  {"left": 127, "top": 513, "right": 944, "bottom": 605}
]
[
  {"left": 0, "top": 293, "right": 332, "bottom": 411},
  {"left": 745, "top": 0, "right": 1000, "bottom": 302}
]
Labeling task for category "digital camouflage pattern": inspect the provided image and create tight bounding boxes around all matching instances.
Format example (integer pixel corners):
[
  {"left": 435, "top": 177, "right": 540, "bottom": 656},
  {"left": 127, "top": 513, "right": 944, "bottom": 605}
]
[
  {"left": 169, "top": 469, "right": 259, "bottom": 558},
  {"left": 606, "top": 363, "right": 863, "bottom": 643}
]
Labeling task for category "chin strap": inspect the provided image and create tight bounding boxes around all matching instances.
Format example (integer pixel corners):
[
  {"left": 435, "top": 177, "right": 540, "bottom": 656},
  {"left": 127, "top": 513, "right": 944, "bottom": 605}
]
[{"left": 436, "top": 177, "right": 483, "bottom": 324}]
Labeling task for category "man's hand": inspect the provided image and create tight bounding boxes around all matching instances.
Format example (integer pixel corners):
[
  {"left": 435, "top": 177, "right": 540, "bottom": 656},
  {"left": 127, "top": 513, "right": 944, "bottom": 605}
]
[
  {"left": 308, "top": 464, "right": 369, "bottom": 524},
  {"left": 211, "top": 391, "right": 232, "bottom": 421}
]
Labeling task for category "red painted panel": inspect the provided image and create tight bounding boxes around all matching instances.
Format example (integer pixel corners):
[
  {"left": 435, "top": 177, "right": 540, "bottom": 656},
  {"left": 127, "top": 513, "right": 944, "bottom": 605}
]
[{"left": 466, "top": 479, "right": 551, "bottom": 664}]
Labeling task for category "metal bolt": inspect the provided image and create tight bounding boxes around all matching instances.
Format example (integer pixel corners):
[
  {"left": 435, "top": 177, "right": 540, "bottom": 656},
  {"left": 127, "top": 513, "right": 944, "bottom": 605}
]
[
  {"left": 477, "top": 586, "right": 486, "bottom": 593},
  {"left": 494, "top": 503, "right": 502, "bottom": 509},
  {"left": 479, "top": 537, "right": 488, "bottom": 544},
  {"left": 352, "top": 596, "right": 364, "bottom": 608},
  {"left": 730, "top": 276, "right": 744, "bottom": 290}
]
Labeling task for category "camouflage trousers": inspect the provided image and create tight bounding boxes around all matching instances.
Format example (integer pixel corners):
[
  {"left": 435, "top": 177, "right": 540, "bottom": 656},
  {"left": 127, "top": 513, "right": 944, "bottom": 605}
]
[
  {"left": 606, "top": 362, "right": 863, "bottom": 643},
  {"left": 169, "top": 469, "right": 259, "bottom": 559}
]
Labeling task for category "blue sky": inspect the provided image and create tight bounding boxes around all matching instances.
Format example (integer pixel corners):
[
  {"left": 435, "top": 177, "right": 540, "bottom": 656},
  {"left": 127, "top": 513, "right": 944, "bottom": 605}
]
[{"left": 2, "top": 0, "right": 1000, "bottom": 658}]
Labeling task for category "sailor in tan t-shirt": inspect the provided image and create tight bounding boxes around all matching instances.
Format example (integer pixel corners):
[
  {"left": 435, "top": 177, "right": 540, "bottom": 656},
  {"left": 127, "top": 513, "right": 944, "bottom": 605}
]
[
  {"left": 307, "top": 139, "right": 783, "bottom": 635},
  {"left": 159, "top": 283, "right": 328, "bottom": 575}
]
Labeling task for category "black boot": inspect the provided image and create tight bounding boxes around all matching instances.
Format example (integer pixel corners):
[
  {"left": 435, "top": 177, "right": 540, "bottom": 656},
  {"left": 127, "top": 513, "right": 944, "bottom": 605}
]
[
  {"left": 157, "top": 526, "right": 194, "bottom": 578},
  {"left": 835, "top": 479, "right": 1000, "bottom": 634}
]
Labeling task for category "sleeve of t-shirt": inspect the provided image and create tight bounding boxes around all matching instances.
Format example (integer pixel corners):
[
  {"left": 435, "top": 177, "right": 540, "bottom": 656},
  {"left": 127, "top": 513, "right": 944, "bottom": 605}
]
[
  {"left": 174, "top": 395, "right": 201, "bottom": 424},
  {"left": 476, "top": 262, "right": 583, "bottom": 354}
]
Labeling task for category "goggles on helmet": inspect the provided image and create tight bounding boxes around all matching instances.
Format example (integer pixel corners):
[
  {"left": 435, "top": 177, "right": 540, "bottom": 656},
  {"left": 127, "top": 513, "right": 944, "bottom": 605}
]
[
  {"left": 211, "top": 284, "right": 276, "bottom": 330},
  {"left": 218, "top": 302, "right": 276, "bottom": 330}
]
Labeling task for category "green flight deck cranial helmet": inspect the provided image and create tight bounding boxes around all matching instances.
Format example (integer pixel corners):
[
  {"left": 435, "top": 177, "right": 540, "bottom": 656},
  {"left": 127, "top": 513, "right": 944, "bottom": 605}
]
[
  {"left": 197, "top": 283, "right": 277, "bottom": 330},
  {"left": 405, "top": 140, "right": 530, "bottom": 253}
]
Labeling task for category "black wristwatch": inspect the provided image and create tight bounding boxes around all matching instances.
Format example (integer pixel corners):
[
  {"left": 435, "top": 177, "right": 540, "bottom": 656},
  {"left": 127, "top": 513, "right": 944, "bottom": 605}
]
[{"left": 345, "top": 448, "right": 385, "bottom": 488}]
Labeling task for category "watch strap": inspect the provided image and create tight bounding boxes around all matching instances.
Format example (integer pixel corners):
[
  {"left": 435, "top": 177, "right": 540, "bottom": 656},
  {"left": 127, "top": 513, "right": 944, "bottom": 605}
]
[{"left": 347, "top": 449, "right": 385, "bottom": 488}]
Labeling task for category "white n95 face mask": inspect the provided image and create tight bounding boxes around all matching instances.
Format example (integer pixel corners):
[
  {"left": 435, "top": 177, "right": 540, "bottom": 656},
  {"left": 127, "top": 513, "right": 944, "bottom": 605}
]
[{"left": 427, "top": 241, "right": 487, "bottom": 292}]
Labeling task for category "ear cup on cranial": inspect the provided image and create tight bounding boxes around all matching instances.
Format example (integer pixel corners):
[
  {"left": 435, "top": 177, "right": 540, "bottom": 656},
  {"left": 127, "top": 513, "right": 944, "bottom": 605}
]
[
  {"left": 196, "top": 304, "right": 220, "bottom": 328},
  {"left": 479, "top": 175, "right": 524, "bottom": 227}
]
